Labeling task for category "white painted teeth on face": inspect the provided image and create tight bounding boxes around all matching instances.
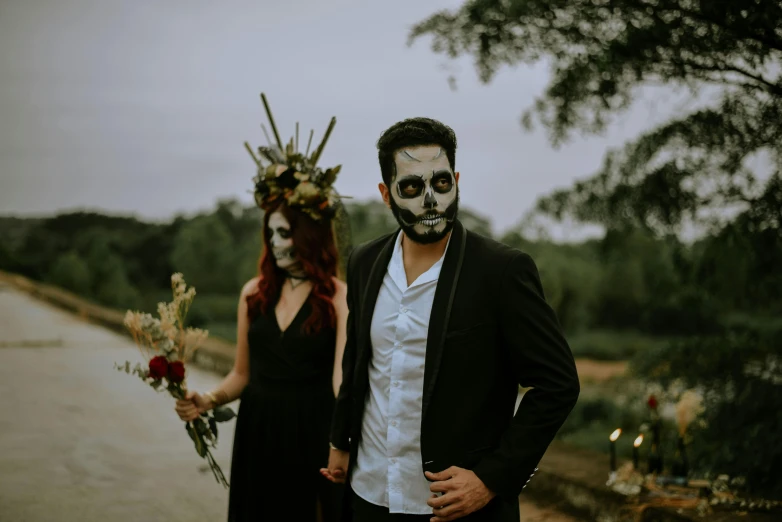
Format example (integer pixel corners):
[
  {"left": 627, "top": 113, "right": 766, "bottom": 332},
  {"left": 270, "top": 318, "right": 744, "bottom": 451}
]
[
  {"left": 419, "top": 216, "right": 444, "bottom": 227},
  {"left": 273, "top": 247, "right": 294, "bottom": 259}
]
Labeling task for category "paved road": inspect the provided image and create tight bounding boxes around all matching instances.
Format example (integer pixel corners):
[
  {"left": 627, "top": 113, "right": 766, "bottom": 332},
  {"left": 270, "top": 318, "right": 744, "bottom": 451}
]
[{"left": 0, "top": 282, "right": 580, "bottom": 522}]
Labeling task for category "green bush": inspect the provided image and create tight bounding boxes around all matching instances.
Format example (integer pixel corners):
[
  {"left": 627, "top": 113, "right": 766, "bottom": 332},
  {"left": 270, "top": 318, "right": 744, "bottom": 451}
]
[
  {"left": 190, "top": 294, "right": 238, "bottom": 323},
  {"left": 643, "top": 287, "right": 723, "bottom": 336},
  {"left": 205, "top": 322, "right": 238, "bottom": 343},
  {"left": 557, "top": 396, "right": 649, "bottom": 458},
  {"left": 568, "top": 330, "right": 666, "bottom": 361},
  {"left": 94, "top": 263, "right": 141, "bottom": 309},
  {"left": 558, "top": 397, "right": 623, "bottom": 435},
  {"left": 632, "top": 324, "right": 782, "bottom": 498},
  {"left": 170, "top": 216, "right": 238, "bottom": 294},
  {"left": 46, "top": 252, "right": 92, "bottom": 295}
]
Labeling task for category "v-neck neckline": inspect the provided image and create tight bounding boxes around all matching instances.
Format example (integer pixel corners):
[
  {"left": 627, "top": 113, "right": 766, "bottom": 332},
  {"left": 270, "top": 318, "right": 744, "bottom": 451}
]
[
  {"left": 274, "top": 288, "right": 313, "bottom": 334},
  {"left": 389, "top": 230, "right": 450, "bottom": 291}
]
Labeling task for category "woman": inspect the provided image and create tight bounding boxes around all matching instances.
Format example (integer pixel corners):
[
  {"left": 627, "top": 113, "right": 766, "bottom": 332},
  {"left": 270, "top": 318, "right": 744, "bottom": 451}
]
[{"left": 175, "top": 109, "right": 349, "bottom": 521}]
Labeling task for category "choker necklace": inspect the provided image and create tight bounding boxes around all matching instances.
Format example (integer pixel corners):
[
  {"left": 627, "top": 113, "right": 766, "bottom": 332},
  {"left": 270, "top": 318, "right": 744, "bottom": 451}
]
[{"left": 286, "top": 271, "right": 309, "bottom": 289}]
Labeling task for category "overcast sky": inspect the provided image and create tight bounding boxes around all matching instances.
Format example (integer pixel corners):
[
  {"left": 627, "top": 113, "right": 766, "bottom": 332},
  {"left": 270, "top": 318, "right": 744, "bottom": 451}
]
[{"left": 0, "top": 0, "right": 691, "bottom": 236}]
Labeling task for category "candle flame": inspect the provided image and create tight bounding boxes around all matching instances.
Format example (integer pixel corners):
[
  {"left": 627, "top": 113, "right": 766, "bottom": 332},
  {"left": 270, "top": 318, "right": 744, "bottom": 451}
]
[
  {"left": 610, "top": 428, "right": 621, "bottom": 442},
  {"left": 634, "top": 434, "right": 644, "bottom": 447}
]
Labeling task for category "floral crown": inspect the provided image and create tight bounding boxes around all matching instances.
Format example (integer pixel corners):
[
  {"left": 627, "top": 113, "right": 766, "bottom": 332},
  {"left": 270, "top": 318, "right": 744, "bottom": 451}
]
[{"left": 245, "top": 93, "right": 343, "bottom": 221}]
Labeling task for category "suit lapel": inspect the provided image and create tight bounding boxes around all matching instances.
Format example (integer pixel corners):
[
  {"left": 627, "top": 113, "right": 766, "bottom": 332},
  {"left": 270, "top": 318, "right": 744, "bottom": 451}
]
[
  {"left": 422, "top": 220, "right": 466, "bottom": 421},
  {"left": 355, "top": 231, "right": 398, "bottom": 375}
]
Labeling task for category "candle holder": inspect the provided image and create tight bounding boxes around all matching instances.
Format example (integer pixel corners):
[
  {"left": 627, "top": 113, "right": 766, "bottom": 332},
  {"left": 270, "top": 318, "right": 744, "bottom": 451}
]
[
  {"left": 671, "top": 436, "right": 689, "bottom": 478},
  {"left": 647, "top": 409, "right": 663, "bottom": 474},
  {"left": 609, "top": 428, "right": 622, "bottom": 472},
  {"left": 632, "top": 434, "right": 643, "bottom": 470}
]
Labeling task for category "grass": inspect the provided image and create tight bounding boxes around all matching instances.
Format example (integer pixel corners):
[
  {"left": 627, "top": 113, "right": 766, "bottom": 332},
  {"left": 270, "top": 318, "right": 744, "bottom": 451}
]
[
  {"left": 205, "top": 322, "right": 237, "bottom": 343},
  {"left": 568, "top": 329, "right": 669, "bottom": 361},
  {"left": 723, "top": 312, "right": 782, "bottom": 333},
  {"left": 555, "top": 395, "right": 679, "bottom": 460},
  {"left": 138, "top": 290, "right": 237, "bottom": 322},
  {"left": 560, "top": 422, "right": 625, "bottom": 456}
]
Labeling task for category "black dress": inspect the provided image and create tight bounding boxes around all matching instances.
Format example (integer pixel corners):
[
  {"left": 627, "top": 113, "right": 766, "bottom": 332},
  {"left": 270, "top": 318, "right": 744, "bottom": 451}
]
[{"left": 228, "top": 299, "right": 343, "bottom": 521}]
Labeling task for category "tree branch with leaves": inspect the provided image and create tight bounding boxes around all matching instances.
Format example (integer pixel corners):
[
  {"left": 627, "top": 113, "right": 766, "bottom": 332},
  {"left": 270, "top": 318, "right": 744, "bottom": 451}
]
[{"left": 410, "top": 0, "right": 782, "bottom": 234}]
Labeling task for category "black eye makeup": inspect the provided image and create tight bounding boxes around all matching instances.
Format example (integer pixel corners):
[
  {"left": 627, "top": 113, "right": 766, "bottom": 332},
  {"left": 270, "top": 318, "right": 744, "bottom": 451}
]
[
  {"left": 276, "top": 227, "right": 292, "bottom": 239},
  {"left": 268, "top": 226, "right": 292, "bottom": 239},
  {"left": 432, "top": 172, "right": 453, "bottom": 193},
  {"left": 397, "top": 178, "right": 425, "bottom": 198},
  {"left": 395, "top": 171, "right": 453, "bottom": 199}
]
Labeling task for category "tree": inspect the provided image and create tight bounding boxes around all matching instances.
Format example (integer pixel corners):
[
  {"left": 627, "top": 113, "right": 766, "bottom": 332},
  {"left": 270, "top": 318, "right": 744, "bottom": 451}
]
[
  {"left": 410, "top": 0, "right": 782, "bottom": 234},
  {"left": 122, "top": 224, "right": 178, "bottom": 291},
  {"left": 345, "top": 201, "right": 400, "bottom": 245},
  {"left": 94, "top": 255, "right": 142, "bottom": 309},
  {"left": 501, "top": 232, "right": 603, "bottom": 332},
  {"left": 46, "top": 251, "right": 92, "bottom": 295},
  {"left": 458, "top": 208, "right": 494, "bottom": 238},
  {"left": 75, "top": 236, "right": 141, "bottom": 308},
  {"left": 170, "top": 215, "right": 237, "bottom": 293},
  {"left": 0, "top": 241, "right": 20, "bottom": 274}
]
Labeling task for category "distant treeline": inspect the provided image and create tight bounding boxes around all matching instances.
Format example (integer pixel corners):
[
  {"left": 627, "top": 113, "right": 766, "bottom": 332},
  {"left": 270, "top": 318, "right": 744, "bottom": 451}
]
[{"left": 1, "top": 198, "right": 779, "bottom": 339}]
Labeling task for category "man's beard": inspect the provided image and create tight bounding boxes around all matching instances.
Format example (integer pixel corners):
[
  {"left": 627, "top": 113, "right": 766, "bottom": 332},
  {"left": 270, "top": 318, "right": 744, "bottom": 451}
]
[{"left": 389, "top": 190, "right": 459, "bottom": 245}]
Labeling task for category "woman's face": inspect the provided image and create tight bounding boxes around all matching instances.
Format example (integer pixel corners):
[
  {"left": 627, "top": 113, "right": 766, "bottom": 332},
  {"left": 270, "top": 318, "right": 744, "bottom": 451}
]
[{"left": 267, "top": 211, "right": 297, "bottom": 270}]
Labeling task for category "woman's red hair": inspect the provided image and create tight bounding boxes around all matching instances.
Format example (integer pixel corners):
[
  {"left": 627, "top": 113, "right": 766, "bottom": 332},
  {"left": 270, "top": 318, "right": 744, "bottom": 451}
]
[{"left": 246, "top": 200, "right": 339, "bottom": 335}]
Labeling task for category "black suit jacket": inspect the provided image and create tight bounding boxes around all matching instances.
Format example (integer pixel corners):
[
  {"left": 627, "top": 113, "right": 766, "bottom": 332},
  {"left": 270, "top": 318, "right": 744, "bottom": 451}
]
[{"left": 331, "top": 220, "right": 580, "bottom": 521}]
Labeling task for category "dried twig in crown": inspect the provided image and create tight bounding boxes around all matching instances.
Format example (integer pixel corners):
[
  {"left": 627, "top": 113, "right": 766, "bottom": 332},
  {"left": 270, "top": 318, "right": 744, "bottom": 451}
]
[
  {"left": 304, "top": 129, "right": 314, "bottom": 158},
  {"left": 244, "top": 142, "right": 260, "bottom": 166},
  {"left": 260, "top": 92, "right": 283, "bottom": 150},
  {"left": 309, "top": 116, "right": 337, "bottom": 170}
]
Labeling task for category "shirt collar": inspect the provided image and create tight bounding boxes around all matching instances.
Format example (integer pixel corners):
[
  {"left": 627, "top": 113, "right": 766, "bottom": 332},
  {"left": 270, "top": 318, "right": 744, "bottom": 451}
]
[{"left": 388, "top": 230, "right": 452, "bottom": 290}]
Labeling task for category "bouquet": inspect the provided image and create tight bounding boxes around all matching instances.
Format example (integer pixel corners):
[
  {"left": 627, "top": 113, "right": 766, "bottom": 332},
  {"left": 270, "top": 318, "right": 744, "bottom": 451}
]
[{"left": 115, "top": 273, "right": 235, "bottom": 488}]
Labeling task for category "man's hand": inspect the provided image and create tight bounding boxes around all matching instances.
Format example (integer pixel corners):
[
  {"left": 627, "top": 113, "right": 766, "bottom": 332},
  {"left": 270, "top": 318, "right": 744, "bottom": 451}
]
[
  {"left": 320, "top": 447, "right": 350, "bottom": 484},
  {"left": 425, "top": 467, "right": 495, "bottom": 521}
]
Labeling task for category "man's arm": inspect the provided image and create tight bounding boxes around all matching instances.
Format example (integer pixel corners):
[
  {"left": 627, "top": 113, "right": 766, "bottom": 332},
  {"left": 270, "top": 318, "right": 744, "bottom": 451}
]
[
  {"left": 329, "top": 247, "right": 360, "bottom": 450},
  {"left": 471, "top": 252, "right": 580, "bottom": 499}
]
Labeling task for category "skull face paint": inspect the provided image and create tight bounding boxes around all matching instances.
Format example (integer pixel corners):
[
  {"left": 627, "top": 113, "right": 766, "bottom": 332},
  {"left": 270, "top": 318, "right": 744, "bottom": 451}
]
[
  {"left": 388, "top": 145, "right": 459, "bottom": 244},
  {"left": 267, "top": 211, "right": 298, "bottom": 270}
]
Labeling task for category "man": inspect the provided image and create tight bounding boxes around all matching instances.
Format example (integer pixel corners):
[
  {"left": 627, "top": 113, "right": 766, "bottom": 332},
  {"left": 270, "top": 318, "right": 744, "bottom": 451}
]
[{"left": 321, "top": 118, "right": 580, "bottom": 522}]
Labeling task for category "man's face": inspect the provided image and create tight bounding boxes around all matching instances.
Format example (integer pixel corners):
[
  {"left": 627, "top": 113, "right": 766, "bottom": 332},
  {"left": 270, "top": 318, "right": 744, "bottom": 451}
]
[
  {"left": 267, "top": 211, "right": 297, "bottom": 270},
  {"left": 385, "top": 145, "right": 459, "bottom": 244}
]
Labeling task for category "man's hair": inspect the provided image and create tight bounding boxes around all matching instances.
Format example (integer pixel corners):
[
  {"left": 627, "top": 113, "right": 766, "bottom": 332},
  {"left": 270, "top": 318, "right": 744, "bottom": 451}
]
[{"left": 376, "top": 117, "right": 457, "bottom": 185}]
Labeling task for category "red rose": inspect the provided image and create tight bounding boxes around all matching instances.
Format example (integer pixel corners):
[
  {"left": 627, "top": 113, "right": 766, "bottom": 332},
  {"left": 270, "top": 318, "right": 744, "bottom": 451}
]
[
  {"left": 647, "top": 395, "right": 658, "bottom": 409},
  {"left": 167, "top": 360, "right": 186, "bottom": 383},
  {"left": 148, "top": 355, "right": 169, "bottom": 380}
]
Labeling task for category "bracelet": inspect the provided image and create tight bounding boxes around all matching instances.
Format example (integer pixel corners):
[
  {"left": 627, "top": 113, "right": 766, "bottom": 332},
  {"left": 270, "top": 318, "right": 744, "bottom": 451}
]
[
  {"left": 204, "top": 392, "right": 218, "bottom": 407},
  {"left": 205, "top": 389, "right": 229, "bottom": 407}
]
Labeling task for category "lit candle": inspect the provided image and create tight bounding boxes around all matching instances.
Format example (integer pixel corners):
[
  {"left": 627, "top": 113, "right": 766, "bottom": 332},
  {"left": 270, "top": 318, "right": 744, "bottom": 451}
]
[
  {"left": 609, "top": 429, "right": 622, "bottom": 471},
  {"left": 633, "top": 434, "right": 644, "bottom": 469}
]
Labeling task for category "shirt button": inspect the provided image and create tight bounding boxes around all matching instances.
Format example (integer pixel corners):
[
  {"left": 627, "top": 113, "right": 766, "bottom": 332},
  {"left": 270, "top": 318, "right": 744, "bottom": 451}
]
[
  {"left": 392, "top": 381, "right": 399, "bottom": 387},
  {"left": 401, "top": 308, "right": 408, "bottom": 314},
  {"left": 391, "top": 420, "right": 397, "bottom": 427}
]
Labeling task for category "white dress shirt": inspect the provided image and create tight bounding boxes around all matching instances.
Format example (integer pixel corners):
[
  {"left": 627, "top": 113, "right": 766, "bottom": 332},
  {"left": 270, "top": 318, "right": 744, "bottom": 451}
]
[{"left": 351, "top": 231, "right": 449, "bottom": 514}]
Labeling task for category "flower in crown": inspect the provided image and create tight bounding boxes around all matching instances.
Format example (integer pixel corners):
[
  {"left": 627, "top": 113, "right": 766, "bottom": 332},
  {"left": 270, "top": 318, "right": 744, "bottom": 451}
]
[{"left": 246, "top": 93, "right": 344, "bottom": 221}]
